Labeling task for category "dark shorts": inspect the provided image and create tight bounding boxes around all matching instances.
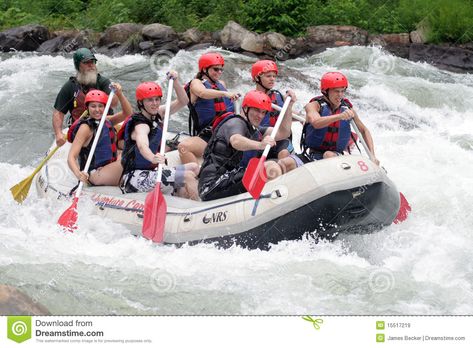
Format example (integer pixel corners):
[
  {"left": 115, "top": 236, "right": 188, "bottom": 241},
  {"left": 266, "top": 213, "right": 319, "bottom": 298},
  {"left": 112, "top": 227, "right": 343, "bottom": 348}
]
[
  {"left": 197, "top": 127, "right": 212, "bottom": 143},
  {"left": 121, "top": 166, "right": 186, "bottom": 194},
  {"left": 267, "top": 138, "right": 294, "bottom": 159},
  {"left": 199, "top": 167, "right": 246, "bottom": 201}
]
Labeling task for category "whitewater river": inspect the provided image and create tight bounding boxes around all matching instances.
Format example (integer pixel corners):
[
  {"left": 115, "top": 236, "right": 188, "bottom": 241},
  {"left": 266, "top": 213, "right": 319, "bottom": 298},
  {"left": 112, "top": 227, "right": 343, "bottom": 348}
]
[{"left": 1, "top": 47, "right": 472, "bottom": 314}]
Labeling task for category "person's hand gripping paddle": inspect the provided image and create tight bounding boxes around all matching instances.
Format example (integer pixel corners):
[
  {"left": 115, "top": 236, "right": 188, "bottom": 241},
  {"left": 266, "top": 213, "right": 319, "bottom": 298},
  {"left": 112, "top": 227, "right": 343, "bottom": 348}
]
[
  {"left": 243, "top": 96, "right": 292, "bottom": 199},
  {"left": 57, "top": 89, "right": 115, "bottom": 232},
  {"left": 141, "top": 78, "right": 174, "bottom": 243}
]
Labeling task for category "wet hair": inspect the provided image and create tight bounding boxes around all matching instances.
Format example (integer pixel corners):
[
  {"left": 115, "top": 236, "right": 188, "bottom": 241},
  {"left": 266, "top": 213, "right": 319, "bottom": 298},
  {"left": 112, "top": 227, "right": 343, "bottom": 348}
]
[{"left": 195, "top": 71, "right": 205, "bottom": 80}]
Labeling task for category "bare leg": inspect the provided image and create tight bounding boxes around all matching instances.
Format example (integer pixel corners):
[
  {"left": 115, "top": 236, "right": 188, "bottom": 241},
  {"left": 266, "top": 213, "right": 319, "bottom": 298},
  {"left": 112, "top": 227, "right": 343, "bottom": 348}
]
[
  {"left": 323, "top": 151, "right": 338, "bottom": 159},
  {"left": 176, "top": 163, "right": 199, "bottom": 200},
  {"left": 89, "top": 159, "right": 123, "bottom": 186},
  {"left": 277, "top": 157, "right": 297, "bottom": 174},
  {"left": 178, "top": 136, "right": 207, "bottom": 164},
  {"left": 277, "top": 149, "right": 290, "bottom": 159},
  {"left": 264, "top": 161, "right": 282, "bottom": 181}
]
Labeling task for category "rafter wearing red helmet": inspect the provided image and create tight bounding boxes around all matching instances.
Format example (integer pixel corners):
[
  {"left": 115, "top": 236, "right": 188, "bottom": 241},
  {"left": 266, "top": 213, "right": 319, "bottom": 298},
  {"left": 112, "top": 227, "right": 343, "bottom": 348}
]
[
  {"left": 67, "top": 83, "right": 132, "bottom": 187},
  {"left": 119, "top": 72, "right": 199, "bottom": 200},
  {"left": 178, "top": 52, "right": 240, "bottom": 165},
  {"left": 251, "top": 60, "right": 298, "bottom": 167},
  {"left": 198, "top": 90, "right": 294, "bottom": 201},
  {"left": 296, "top": 72, "right": 379, "bottom": 166}
]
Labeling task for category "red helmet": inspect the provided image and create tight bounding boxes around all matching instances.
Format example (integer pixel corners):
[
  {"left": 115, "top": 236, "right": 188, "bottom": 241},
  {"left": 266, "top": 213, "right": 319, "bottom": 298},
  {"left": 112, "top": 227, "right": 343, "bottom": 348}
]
[
  {"left": 320, "top": 72, "right": 348, "bottom": 92},
  {"left": 85, "top": 89, "right": 108, "bottom": 105},
  {"left": 242, "top": 90, "right": 272, "bottom": 112},
  {"left": 135, "top": 82, "right": 163, "bottom": 101},
  {"left": 251, "top": 60, "right": 278, "bottom": 81},
  {"left": 198, "top": 52, "right": 225, "bottom": 71}
]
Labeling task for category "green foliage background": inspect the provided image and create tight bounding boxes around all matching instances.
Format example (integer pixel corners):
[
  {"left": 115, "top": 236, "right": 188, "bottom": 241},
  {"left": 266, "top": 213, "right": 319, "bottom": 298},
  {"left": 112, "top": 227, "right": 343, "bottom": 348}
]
[{"left": 1, "top": 0, "right": 472, "bottom": 43}]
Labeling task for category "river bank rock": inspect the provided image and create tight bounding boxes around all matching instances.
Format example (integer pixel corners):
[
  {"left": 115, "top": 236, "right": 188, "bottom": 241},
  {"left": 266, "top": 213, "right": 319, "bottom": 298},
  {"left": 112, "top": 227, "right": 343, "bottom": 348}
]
[
  {"left": 0, "top": 285, "right": 50, "bottom": 315},
  {"left": 178, "top": 28, "right": 214, "bottom": 49},
  {"left": 220, "top": 21, "right": 251, "bottom": 51},
  {"left": 99, "top": 23, "right": 143, "bottom": 47},
  {"left": 0, "top": 24, "right": 49, "bottom": 52},
  {"left": 3, "top": 21, "right": 473, "bottom": 73},
  {"left": 409, "top": 43, "right": 473, "bottom": 72},
  {"left": 142, "top": 23, "right": 178, "bottom": 43},
  {"left": 306, "top": 25, "right": 368, "bottom": 46},
  {"left": 38, "top": 29, "right": 100, "bottom": 54}
]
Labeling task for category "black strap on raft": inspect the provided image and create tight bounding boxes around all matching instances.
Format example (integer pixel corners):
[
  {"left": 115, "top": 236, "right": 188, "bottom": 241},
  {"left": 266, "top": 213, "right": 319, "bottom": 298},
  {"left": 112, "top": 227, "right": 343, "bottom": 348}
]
[
  {"left": 349, "top": 132, "right": 361, "bottom": 155},
  {"left": 300, "top": 122, "right": 309, "bottom": 155},
  {"left": 69, "top": 181, "right": 80, "bottom": 196}
]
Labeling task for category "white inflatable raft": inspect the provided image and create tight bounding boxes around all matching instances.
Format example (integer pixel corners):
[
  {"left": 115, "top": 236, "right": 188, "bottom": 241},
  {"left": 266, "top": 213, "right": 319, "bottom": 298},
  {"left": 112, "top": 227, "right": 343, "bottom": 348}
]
[{"left": 35, "top": 135, "right": 400, "bottom": 249}]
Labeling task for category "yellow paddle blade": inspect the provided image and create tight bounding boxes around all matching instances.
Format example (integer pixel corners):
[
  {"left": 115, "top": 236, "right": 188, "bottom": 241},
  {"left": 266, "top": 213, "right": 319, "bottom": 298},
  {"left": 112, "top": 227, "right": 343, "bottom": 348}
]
[
  {"left": 9, "top": 145, "right": 60, "bottom": 203},
  {"left": 10, "top": 175, "right": 35, "bottom": 203}
]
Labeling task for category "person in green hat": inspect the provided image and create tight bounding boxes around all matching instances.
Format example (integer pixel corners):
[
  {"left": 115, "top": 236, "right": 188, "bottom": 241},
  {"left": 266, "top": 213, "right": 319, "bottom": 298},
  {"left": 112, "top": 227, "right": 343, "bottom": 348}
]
[{"left": 52, "top": 48, "right": 117, "bottom": 147}]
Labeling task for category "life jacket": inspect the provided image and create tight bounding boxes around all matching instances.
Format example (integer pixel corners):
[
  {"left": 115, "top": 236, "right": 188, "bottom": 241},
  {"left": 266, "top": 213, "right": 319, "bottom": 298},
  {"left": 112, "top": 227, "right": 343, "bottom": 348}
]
[
  {"left": 116, "top": 115, "right": 131, "bottom": 143},
  {"left": 200, "top": 114, "right": 255, "bottom": 177},
  {"left": 185, "top": 79, "right": 235, "bottom": 136},
  {"left": 261, "top": 90, "right": 284, "bottom": 127},
  {"left": 68, "top": 77, "right": 88, "bottom": 122},
  {"left": 68, "top": 76, "right": 113, "bottom": 124},
  {"left": 240, "top": 128, "right": 265, "bottom": 167},
  {"left": 301, "top": 96, "right": 353, "bottom": 154},
  {"left": 121, "top": 112, "right": 163, "bottom": 174},
  {"left": 211, "top": 111, "right": 234, "bottom": 130},
  {"left": 68, "top": 116, "right": 117, "bottom": 172}
]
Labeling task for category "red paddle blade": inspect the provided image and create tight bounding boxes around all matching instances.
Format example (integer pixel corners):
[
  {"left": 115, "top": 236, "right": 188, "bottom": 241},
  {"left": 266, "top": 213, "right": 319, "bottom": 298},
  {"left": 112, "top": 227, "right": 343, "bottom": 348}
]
[
  {"left": 242, "top": 157, "right": 268, "bottom": 199},
  {"left": 393, "top": 192, "right": 411, "bottom": 224},
  {"left": 57, "top": 197, "right": 79, "bottom": 233},
  {"left": 142, "top": 186, "right": 167, "bottom": 243}
]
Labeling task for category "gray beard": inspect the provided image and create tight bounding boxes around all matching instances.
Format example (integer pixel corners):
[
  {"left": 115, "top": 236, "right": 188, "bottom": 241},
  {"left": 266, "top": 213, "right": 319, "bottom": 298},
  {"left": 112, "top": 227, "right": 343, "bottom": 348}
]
[{"left": 76, "top": 70, "right": 98, "bottom": 86}]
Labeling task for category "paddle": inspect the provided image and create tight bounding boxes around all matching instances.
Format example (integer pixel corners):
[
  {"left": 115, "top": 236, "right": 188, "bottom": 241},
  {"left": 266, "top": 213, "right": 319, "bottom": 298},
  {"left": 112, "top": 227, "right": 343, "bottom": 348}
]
[
  {"left": 10, "top": 143, "right": 62, "bottom": 203},
  {"left": 271, "top": 103, "right": 305, "bottom": 123},
  {"left": 349, "top": 118, "right": 411, "bottom": 223},
  {"left": 57, "top": 89, "right": 115, "bottom": 232},
  {"left": 141, "top": 78, "right": 174, "bottom": 243},
  {"left": 243, "top": 96, "right": 292, "bottom": 199}
]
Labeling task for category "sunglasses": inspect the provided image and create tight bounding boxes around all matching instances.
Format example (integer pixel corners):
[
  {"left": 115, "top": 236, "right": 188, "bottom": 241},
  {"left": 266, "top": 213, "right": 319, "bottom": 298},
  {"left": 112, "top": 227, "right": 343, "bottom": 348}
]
[
  {"left": 82, "top": 59, "right": 97, "bottom": 65},
  {"left": 211, "top": 67, "right": 224, "bottom": 72}
]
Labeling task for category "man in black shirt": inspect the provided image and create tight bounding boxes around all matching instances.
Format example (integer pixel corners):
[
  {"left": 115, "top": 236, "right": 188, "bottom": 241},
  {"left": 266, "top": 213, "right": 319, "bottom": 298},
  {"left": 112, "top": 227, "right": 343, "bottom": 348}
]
[{"left": 52, "top": 48, "right": 117, "bottom": 146}]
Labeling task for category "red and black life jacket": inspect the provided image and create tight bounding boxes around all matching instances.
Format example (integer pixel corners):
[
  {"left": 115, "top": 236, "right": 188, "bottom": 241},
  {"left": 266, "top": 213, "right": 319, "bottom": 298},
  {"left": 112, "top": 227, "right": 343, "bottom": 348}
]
[
  {"left": 184, "top": 79, "right": 235, "bottom": 136},
  {"left": 261, "top": 90, "right": 284, "bottom": 127},
  {"left": 301, "top": 96, "right": 353, "bottom": 154},
  {"left": 70, "top": 77, "right": 88, "bottom": 122},
  {"left": 200, "top": 114, "right": 255, "bottom": 176}
]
